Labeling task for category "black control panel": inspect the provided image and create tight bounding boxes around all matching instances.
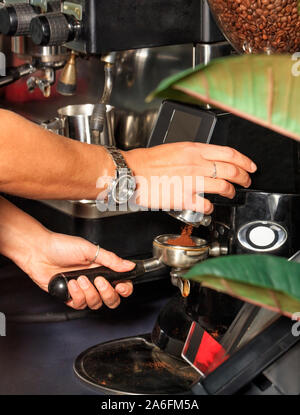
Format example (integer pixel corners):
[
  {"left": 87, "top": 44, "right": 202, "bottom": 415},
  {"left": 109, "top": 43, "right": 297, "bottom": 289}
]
[{"left": 148, "top": 100, "right": 217, "bottom": 146}]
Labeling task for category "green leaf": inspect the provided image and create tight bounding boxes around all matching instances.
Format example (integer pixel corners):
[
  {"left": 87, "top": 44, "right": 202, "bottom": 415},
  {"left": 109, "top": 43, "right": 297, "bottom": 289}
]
[
  {"left": 147, "top": 54, "right": 300, "bottom": 141},
  {"left": 184, "top": 255, "right": 300, "bottom": 318}
]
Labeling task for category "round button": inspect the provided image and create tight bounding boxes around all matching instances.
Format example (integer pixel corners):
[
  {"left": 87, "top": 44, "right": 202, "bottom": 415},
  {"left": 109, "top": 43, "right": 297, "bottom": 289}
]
[{"left": 248, "top": 226, "right": 276, "bottom": 247}]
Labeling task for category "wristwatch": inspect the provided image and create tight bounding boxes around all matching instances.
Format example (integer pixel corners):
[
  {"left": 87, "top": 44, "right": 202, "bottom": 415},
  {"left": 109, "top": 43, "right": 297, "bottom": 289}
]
[{"left": 104, "top": 146, "right": 136, "bottom": 204}]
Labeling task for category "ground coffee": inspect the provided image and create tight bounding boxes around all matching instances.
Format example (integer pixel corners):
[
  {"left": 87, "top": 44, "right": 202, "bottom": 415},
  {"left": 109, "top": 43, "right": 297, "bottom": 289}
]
[{"left": 167, "top": 225, "right": 196, "bottom": 247}]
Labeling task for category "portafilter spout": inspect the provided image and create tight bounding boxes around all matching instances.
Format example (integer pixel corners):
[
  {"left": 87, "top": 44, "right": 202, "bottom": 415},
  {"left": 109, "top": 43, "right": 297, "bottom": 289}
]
[
  {"left": 57, "top": 51, "right": 78, "bottom": 96},
  {"left": 48, "top": 234, "right": 210, "bottom": 302},
  {"left": 167, "top": 210, "right": 212, "bottom": 228}
]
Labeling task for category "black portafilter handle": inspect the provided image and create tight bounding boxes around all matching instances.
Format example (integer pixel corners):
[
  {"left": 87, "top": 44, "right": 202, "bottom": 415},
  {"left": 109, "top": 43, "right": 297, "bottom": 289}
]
[{"left": 48, "top": 260, "right": 146, "bottom": 303}]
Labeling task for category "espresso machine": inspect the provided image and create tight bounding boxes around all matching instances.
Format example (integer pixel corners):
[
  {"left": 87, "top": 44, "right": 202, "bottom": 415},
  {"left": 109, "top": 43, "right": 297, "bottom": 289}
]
[
  {"left": 0, "top": 0, "right": 231, "bottom": 269},
  {"left": 0, "top": 0, "right": 300, "bottom": 395}
]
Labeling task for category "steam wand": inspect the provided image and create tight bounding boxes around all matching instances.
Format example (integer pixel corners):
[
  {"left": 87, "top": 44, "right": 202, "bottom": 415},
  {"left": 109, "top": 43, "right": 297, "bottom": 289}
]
[{"left": 90, "top": 52, "right": 117, "bottom": 144}]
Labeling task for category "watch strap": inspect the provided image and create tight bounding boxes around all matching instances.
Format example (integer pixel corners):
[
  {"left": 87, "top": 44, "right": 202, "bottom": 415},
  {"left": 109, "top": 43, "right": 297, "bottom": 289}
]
[{"left": 104, "top": 146, "right": 134, "bottom": 177}]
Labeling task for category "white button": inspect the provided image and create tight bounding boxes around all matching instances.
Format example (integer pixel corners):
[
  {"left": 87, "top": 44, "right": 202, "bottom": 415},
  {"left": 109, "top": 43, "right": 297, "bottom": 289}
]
[{"left": 249, "top": 226, "right": 276, "bottom": 247}]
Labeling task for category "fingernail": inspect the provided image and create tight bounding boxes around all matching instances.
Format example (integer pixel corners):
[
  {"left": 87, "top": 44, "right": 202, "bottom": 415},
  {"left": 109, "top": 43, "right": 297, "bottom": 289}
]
[
  {"left": 69, "top": 280, "right": 78, "bottom": 292},
  {"left": 251, "top": 162, "right": 257, "bottom": 172},
  {"left": 78, "top": 276, "right": 89, "bottom": 290},
  {"left": 96, "top": 277, "right": 107, "bottom": 291},
  {"left": 122, "top": 260, "right": 135, "bottom": 267},
  {"left": 117, "top": 285, "right": 127, "bottom": 294}
]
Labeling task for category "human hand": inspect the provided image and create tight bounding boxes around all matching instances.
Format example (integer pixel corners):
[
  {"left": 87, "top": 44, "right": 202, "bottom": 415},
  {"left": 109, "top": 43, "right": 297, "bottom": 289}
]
[
  {"left": 123, "top": 142, "right": 257, "bottom": 214},
  {"left": 24, "top": 231, "right": 134, "bottom": 310}
]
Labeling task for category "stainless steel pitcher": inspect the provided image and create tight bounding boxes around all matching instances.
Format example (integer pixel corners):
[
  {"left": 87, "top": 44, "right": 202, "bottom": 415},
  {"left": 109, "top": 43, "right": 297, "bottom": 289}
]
[{"left": 42, "top": 103, "right": 116, "bottom": 146}]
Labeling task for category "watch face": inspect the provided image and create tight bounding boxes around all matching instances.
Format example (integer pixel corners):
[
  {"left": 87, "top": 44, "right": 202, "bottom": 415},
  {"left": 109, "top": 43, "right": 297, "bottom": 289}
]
[{"left": 112, "top": 174, "right": 136, "bottom": 204}]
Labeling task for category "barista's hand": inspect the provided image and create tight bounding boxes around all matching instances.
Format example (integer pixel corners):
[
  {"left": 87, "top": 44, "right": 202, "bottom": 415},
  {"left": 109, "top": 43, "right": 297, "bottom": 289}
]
[
  {"left": 123, "top": 142, "right": 257, "bottom": 214},
  {"left": 26, "top": 232, "right": 134, "bottom": 310}
]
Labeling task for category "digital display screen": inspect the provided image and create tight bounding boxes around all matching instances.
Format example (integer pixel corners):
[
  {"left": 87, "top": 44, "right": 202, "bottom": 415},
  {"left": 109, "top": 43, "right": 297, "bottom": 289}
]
[{"left": 164, "top": 110, "right": 202, "bottom": 143}]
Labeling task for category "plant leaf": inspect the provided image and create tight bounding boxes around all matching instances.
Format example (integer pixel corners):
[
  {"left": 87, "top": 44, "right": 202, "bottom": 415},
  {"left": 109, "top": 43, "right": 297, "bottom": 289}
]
[
  {"left": 147, "top": 54, "right": 300, "bottom": 141},
  {"left": 183, "top": 255, "right": 300, "bottom": 318}
]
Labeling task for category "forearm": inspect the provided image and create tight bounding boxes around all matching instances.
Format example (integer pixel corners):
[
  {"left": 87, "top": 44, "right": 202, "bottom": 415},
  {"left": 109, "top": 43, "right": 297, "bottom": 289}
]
[
  {"left": 0, "top": 196, "right": 134, "bottom": 308},
  {"left": 0, "top": 109, "right": 115, "bottom": 200},
  {"left": 0, "top": 196, "right": 49, "bottom": 270}
]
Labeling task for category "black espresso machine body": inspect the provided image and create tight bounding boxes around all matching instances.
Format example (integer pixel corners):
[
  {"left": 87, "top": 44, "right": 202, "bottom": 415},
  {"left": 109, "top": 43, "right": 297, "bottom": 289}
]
[
  {"left": 148, "top": 100, "right": 300, "bottom": 258},
  {"left": 27, "top": 0, "right": 225, "bottom": 53}
]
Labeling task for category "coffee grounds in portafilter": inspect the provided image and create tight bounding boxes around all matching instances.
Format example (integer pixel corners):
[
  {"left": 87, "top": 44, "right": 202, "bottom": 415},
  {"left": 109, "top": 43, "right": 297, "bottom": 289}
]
[
  {"left": 209, "top": 0, "right": 300, "bottom": 54},
  {"left": 167, "top": 225, "right": 196, "bottom": 247}
]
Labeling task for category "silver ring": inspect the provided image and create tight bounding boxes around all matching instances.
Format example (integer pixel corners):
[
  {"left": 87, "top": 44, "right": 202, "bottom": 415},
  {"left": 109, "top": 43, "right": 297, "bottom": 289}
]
[
  {"left": 89, "top": 245, "right": 100, "bottom": 264},
  {"left": 212, "top": 162, "right": 217, "bottom": 179}
]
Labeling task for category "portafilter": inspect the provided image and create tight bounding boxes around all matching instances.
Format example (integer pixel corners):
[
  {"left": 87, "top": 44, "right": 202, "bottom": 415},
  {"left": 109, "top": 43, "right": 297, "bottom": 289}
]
[{"left": 48, "top": 234, "right": 212, "bottom": 302}]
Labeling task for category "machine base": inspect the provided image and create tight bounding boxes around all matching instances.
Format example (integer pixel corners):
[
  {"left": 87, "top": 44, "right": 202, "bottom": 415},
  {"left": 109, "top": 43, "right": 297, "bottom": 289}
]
[{"left": 74, "top": 334, "right": 200, "bottom": 395}]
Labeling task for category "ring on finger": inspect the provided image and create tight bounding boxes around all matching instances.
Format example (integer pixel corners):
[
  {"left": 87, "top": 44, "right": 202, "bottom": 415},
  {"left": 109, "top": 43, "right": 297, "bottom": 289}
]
[{"left": 89, "top": 245, "right": 100, "bottom": 264}]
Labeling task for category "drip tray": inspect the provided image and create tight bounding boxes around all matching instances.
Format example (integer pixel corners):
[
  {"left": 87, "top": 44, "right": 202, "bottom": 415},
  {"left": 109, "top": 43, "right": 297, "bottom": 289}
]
[{"left": 74, "top": 334, "right": 201, "bottom": 395}]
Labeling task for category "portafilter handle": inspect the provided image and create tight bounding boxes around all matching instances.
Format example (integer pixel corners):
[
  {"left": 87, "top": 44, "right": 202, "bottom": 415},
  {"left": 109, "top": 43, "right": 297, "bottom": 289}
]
[{"left": 48, "top": 258, "right": 165, "bottom": 303}]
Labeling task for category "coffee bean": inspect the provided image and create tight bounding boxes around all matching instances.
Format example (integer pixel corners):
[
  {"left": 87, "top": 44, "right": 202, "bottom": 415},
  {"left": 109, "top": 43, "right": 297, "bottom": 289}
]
[{"left": 208, "top": 0, "right": 300, "bottom": 53}]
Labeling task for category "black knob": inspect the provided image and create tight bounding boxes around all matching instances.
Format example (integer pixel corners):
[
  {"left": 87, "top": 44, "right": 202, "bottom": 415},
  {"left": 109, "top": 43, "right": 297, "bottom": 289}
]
[
  {"left": 0, "top": 3, "right": 39, "bottom": 36},
  {"left": 30, "top": 12, "right": 78, "bottom": 46}
]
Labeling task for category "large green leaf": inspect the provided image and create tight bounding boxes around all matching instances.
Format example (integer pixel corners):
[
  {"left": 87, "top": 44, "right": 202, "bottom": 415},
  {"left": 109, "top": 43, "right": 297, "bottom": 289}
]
[
  {"left": 184, "top": 255, "right": 300, "bottom": 318},
  {"left": 147, "top": 54, "right": 300, "bottom": 141}
]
